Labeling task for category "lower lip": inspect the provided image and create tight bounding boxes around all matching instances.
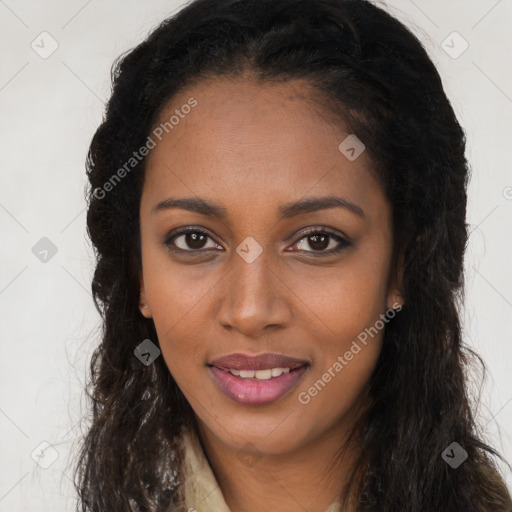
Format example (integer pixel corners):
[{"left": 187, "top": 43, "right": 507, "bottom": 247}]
[{"left": 209, "top": 365, "right": 308, "bottom": 406}]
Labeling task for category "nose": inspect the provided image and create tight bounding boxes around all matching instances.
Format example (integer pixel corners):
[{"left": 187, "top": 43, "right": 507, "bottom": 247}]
[{"left": 216, "top": 249, "right": 293, "bottom": 338}]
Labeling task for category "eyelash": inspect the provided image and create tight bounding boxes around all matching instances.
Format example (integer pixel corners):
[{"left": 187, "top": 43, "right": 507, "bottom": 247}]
[{"left": 163, "top": 226, "right": 352, "bottom": 257}]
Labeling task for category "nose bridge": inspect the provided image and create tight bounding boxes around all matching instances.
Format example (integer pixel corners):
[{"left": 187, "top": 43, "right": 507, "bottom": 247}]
[{"left": 217, "top": 246, "right": 290, "bottom": 335}]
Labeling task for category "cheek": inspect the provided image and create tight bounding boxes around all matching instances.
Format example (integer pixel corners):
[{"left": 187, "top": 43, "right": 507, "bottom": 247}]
[
  {"left": 289, "top": 253, "right": 389, "bottom": 411},
  {"left": 292, "top": 253, "right": 391, "bottom": 348},
  {"left": 148, "top": 282, "right": 209, "bottom": 372},
  {"left": 142, "top": 249, "right": 216, "bottom": 345},
  {"left": 141, "top": 258, "right": 233, "bottom": 405}
]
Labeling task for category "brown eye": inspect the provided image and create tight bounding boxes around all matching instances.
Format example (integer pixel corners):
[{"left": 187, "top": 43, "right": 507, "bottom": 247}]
[
  {"left": 291, "top": 229, "right": 351, "bottom": 255},
  {"left": 164, "top": 228, "right": 222, "bottom": 252},
  {"left": 301, "top": 233, "right": 330, "bottom": 251},
  {"left": 181, "top": 232, "right": 208, "bottom": 249}
]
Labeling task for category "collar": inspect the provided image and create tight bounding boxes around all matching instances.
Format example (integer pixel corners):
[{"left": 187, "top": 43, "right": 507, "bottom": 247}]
[{"left": 180, "top": 425, "right": 342, "bottom": 512}]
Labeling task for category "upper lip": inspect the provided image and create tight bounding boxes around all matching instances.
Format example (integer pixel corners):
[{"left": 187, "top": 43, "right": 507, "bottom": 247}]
[{"left": 209, "top": 352, "right": 309, "bottom": 371}]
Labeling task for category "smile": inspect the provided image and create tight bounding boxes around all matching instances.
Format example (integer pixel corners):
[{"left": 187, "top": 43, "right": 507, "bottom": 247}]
[{"left": 208, "top": 364, "right": 309, "bottom": 406}]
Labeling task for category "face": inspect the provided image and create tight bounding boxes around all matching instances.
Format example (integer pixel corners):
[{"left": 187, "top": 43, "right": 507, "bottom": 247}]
[{"left": 138, "top": 76, "right": 402, "bottom": 456}]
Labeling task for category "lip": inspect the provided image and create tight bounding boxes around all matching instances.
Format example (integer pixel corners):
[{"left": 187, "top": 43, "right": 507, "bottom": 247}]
[
  {"left": 209, "top": 364, "right": 309, "bottom": 406},
  {"left": 208, "top": 353, "right": 310, "bottom": 406},
  {"left": 209, "top": 352, "right": 309, "bottom": 371}
]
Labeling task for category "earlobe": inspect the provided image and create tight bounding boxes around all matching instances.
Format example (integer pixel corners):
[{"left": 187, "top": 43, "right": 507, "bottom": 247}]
[
  {"left": 387, "top": 291, "right": 404, "bottom": 311},
  {"left": 139, "top": 292, "right": 152, "bottom": 318},
  {"left": 139, "top": 276, "right": 152, "bottom": 318},
  {"left": 387, "top": 256, "right": 405, "bottom": 311}
]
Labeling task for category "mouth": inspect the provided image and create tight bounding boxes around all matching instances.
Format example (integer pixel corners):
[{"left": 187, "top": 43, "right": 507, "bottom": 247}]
[{"left": 207, "top": 356, "right": 309, "bottom": 406}]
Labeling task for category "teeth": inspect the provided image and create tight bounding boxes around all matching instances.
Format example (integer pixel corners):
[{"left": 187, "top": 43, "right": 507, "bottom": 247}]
[
  {"left": 239, "top": 369, "right": 257, "bottom": 378},
  {"left": 228, "top": 368, "right": 291, "bottom": 379},
  {"left": 271, "top": 367, "right": 291, "bottom": 377}
]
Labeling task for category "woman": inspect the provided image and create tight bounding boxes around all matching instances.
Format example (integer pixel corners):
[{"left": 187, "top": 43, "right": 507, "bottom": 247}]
[{"left": 75, "top": 0, "right": 512, "bottom": 510}]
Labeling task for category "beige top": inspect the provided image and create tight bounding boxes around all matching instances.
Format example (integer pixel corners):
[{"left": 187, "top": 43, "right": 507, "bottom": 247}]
[{"left": 180, "top": 425, "right": 342, "bottom": 512}]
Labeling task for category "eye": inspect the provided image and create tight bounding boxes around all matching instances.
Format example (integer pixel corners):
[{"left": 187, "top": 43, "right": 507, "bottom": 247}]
[
  {"left": 163, "top": 226, "right": 351, "bottom": 256},
  {"left": 164, "top": 227, "right": 222, "bottom": 252},
  {"left": 288, "top": 228, "right": 351, "bottom": 256}
]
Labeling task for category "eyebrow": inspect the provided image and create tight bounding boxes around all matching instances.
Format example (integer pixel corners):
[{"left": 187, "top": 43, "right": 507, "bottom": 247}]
[{"left": 151, "top": 195, "right": 365, "bottom": 219}]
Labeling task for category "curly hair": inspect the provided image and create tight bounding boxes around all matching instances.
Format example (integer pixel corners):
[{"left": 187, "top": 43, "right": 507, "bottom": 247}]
[{"left": 75, "top": 0, "right": 512, "bottom": 510}]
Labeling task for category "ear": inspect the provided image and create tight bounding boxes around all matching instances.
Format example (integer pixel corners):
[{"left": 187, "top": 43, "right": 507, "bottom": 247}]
[
  {"left": 139, "top": 271, "right": 152, "bottom": 318},
  {"left": 386, "top": 253, "right": 405, "bottom": 311}
]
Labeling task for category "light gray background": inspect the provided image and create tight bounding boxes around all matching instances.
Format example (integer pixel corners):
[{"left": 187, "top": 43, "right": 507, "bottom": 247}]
[{"left": 1, "top": 1, "right": 511, "bottom": 510}]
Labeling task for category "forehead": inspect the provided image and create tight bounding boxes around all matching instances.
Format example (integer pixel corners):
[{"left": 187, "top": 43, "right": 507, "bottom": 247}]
[{"left": 142, "top": 77, "right": 387, "bottom": 222}]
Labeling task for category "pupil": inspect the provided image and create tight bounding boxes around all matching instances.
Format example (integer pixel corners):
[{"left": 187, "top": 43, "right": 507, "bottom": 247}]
[
  {"left": 187, "top": 232, "right": 206, "bottom": 249},
  {"left": 309, "top": 234, "right": 328, "bottom": 251}
]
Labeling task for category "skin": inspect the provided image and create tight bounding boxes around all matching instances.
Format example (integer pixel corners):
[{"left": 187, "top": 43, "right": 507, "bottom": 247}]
[{"left": 138, "top": 75, "right": 403, "bottom": 512}]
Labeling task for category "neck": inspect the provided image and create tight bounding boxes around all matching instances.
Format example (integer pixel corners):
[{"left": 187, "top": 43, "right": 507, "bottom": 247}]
[{"left": 194, "top": 409, "right": 365, "bottom": 512}]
